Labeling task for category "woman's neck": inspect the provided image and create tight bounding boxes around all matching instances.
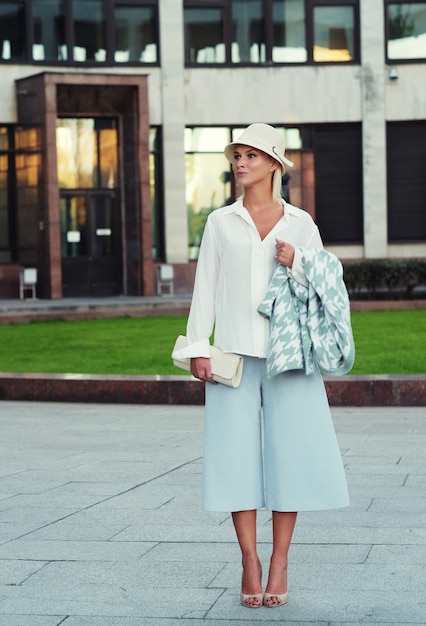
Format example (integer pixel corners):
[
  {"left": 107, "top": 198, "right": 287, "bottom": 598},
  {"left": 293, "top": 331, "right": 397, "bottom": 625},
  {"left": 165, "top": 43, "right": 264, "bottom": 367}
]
[{"left": 243, "top": 188, "right": 280, "bottom": 214}]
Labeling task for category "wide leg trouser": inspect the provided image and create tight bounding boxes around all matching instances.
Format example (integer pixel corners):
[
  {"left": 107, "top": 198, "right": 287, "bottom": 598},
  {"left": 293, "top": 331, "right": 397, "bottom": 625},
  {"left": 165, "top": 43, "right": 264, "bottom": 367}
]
[{"left": 202, "top": 356, "right": 349, "bottom": 512}]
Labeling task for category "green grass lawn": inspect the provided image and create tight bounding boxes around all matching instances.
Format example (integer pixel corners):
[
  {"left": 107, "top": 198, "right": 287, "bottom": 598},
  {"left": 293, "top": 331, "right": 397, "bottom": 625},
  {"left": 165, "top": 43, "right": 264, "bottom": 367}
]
[{"left": 0, "top": 310, "right": 425, "bottom": 375}]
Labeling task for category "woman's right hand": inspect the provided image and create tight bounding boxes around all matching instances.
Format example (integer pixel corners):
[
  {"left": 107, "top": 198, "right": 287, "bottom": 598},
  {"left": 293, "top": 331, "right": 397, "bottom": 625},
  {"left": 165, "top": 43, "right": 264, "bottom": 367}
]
[{"left": 190, "top": 357, "right": 217, "bottom": 384}]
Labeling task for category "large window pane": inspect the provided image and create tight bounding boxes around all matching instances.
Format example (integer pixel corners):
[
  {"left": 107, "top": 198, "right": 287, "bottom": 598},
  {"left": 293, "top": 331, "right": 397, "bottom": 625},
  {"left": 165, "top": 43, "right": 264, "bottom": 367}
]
[
  {"left": 73, "top": 0, "right": 106, "bottom": 62},
  {"left": 0, "top": 153, "right": 9, "bottom": 261},
  {"left": 387, "top": 3, "right": 426, "bottom": 59},
  {"left": 33, "top": 0, "right": 66, "bottom": 61},
  {"left": 15, "top": 127, "right": 42, "bottom": 151},
  {"left": 273, "top": 0, "right": 307, "bottom": 62},
  {"left": 232, "top": 0, "right": 265, "bottom": 63},
  {"left": 57, "top": 118, "right": 118, "bottom": 189},
  {"left": 313, "top": 6, "right": 355, "bottom": 62},
  {"left": 150, "top": 127, "right": 163, "bottom": 260},
  {"left": 114, "top": 6, "right": 157, "bottom": 62},
  {"left": 0, "top": 2, "right": 25, "bottom": 60},
  {"left": 60, "top": 196, "right": 88, "bottom": 257},
  {"left": 185, "top": 127, "right": 230, "bottom": 259},
  {"left": 0, "top": 127, "right": 9, "bottom": 150},
  {"left": 56, "top": 119, "right": 97, "bottom": 188},
  {"left": 184, "top": 8, "right": 225, "bottom": 63},
  {"left": 97, "top": 121, "right": 118, "bottom": 189},
  {"left": 16, "top": 152, "right": 42, "bottom": 255}
]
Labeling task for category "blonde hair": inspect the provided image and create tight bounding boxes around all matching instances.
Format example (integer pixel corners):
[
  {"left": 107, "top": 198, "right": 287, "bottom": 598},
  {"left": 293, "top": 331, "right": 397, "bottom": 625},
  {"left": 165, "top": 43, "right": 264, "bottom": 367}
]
[{"left": 272, "top": 167, "right": 284, "bottom": 204}]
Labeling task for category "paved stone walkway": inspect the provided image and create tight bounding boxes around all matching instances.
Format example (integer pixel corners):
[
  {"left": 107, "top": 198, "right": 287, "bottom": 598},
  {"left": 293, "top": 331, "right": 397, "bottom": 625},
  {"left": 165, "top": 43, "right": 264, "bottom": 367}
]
[{"left": 0, "top": 401, "right": 425, "bottom": 625}]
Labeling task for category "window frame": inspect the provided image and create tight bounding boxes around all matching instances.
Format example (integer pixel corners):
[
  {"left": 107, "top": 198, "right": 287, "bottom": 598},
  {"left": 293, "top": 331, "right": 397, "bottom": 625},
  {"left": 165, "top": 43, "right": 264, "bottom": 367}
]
[
  {"left": 0, "top": 124, "right": 43, "bottom": 263},
  {"left": 0, "top": 0, "right": 27, "bottom": 62},
  {"left": 0, "top": 0, "right": 160, "bottom": 67},
  {"left": 384, "top": 0, "right": 426, "bottom": 63},
  {"left": 184, "top": 0, "right": 360, "bottom": 67}
]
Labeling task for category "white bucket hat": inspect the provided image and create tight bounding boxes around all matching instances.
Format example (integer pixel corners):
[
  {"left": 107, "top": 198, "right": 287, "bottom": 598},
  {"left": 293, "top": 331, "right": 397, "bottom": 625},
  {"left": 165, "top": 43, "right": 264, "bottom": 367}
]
[{"left": 224, "top": 123, "right": 293, "bottom": 170}]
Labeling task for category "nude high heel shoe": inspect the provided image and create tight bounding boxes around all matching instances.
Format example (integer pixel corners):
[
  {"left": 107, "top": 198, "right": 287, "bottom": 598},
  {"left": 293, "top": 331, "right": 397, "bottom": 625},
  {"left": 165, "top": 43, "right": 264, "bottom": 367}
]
[
  {"left": 240, "top": 563, "right": 263, "bottom": 608},
  {"left": 240, "top": 592, "right": 264, "bottom": 608},
  {"left": 263, "top": 590, "right": 288, "bottom": 607}
]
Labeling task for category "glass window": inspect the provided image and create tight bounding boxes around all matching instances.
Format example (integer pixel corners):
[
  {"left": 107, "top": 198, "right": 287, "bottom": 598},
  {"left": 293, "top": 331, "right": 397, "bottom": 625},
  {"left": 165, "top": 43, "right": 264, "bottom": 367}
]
[
  {"left": 93, "top": 195, "right": 115, "bottom": 255},
  {"left": 387, "top": 3, "right": 426, "bottom": 60},
  {"left": 0, "top": 153, "right": 9, "bottom": 261},
  {"left": 0, "top": 127, "right": 9, "bottom": 150},
  {"left": 33, "top": 0, "right": 66, "bottom": 62},
  {"left": 0, "top": 2, "right": 25, "bottom": 60},
  {"left": 114, "top": 6, "right": 157, "bottom": 62},
  {"left": 272, "top": 0, "right": 307, "bottom": 62},
  {"left": 185, "top": 127, "right": 231, "bottom": 259},
  {"left": 150, "top": 127, "right": 164, "bottom": 260},
  {"left": 184, "top": 1, "right": 359, "bottom": 65},
  {"left": 57, "top": 118, "right": 118, "bottom": 189},
  {"left": 232, "top": 0, "right": 265, "bottom": 62},
  {"left": 56, "top": 119, "right": 97, "bottom": 188},
  {"left": 15, "top": 127, "right": 43, "bottom": 151},
  {"left": 184, "top": 8, "right": 225, "bottom": 63},
  {"left": 97, "top": 120, "right": 118, "bottom": 189},
  {"left": 73, "top": 0, "right": 106, "bottom": 62},
  {"left": 0, "top": 125, "right": 42, "bottom": 264},
  {"left": 16, "top": 152, "right": 42, "bottom": 253},
  {"left": 60, "top": 196, "right": 88, "bottom": 257},
  {"left": 313, "top": 5, "right": 355, "bottom": 62}
]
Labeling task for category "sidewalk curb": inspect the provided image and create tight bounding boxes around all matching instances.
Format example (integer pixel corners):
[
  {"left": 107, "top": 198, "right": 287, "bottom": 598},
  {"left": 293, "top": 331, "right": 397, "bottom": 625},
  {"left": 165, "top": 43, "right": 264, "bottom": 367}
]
[{"left": 1, "top": 373, "right": 425, "bottom": 406}]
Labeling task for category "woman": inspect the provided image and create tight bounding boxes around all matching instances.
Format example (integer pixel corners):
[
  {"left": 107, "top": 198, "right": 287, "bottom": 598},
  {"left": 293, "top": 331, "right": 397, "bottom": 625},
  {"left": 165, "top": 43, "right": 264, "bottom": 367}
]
[{"left": 177, "top": 123, "right": 349, "bottom": 608}]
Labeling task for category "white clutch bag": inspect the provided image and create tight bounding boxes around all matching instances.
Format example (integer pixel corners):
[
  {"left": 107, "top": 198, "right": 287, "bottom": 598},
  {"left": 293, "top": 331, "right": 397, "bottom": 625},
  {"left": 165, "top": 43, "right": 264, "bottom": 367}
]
[{"left": 172, "top": 335, "right": 244, "bottom": 388}]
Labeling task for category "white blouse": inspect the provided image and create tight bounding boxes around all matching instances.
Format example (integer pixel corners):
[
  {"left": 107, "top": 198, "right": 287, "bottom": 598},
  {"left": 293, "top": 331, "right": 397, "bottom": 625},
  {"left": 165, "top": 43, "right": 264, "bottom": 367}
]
[{"left": 178, "top": 198, "right": 323, "bottom": 359}]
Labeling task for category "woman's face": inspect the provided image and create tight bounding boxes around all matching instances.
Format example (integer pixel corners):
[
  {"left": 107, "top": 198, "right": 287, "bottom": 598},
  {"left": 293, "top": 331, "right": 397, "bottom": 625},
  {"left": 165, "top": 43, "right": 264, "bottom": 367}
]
[{"left": 231, "top": 144, "right": 278, "bottom": 187}]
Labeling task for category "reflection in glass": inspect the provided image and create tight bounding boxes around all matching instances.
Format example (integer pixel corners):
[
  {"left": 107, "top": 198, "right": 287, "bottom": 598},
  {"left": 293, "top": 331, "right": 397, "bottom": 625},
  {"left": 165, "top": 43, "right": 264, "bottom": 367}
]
[
  {"left": 33, "top": 0, "right": 66, "bottom": 61},
  {"left": 93, "top": 195, "right": 114, "bottom": 256},
  {"left": 387, "top": 3, "right": 426, "bottom": 59},
  {"left": 0, "top": 154, "right": 9, "bottom": 260},
  {"left": 232, "top": 0, "right": 265, "bottom": 63},
  {"left": 184, "top": 8, "right": 224, "bottom": 63},
  {"left": 150, "top": 127, "right": 163, "bottom": 260},
  {"left": 0, "top": 127, "right": 8, "bottom": 151},
  {"left": 0, "top": 2, "right": 25, "bottom": 60},
  {"left": 57, "top": 118, "right": 118, "bottom": 190},
  {"left": 60, "top": 196, "right": 87, "bottom": 257},
  {"left": 56, "top": 119, "right": 97, "bottom": 188},
  {"left": 16, "top": 153, "right": 42, "bottom": 253},
  {"left": 313, "top": 6, "right": 354, "bottom": 62},
  {"left": 184, "top": 127, "right": 229, "bottom": 152},
  {"left": 114, "top": 6, "right": 157, "bottom": 62},
  {"left": 98, "top": 127, "right": 118, "bottom": 189},
  {"left": 185, "top": 127, "right": 231, "bottom": 259},
  {"left": 15, "top": 127, "right": 42, "bottom": 151},
  {"left": 272, "top": 0, "right": 307, "bottom": 62},
  {"left": 73, "top": 0, "right": 106, "bottom": 62}
]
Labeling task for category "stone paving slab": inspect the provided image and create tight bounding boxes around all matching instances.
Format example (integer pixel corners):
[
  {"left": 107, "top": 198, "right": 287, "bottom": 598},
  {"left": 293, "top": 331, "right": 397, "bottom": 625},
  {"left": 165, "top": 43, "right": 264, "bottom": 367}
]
[{"left": 0, "top": 401, "right": 425, "bottom": 624}]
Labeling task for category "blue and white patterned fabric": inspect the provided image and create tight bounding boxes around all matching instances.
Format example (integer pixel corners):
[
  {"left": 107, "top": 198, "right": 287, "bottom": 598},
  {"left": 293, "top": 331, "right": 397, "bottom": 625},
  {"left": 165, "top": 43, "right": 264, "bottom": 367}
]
[{"left": 257, "top": 248, "right": 355, "bottom": 378}]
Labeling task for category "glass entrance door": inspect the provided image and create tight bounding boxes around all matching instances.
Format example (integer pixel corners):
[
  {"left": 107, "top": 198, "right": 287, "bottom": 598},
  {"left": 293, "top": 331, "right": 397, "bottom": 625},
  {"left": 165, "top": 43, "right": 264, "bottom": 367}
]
[
  {"left": 60, "top": 191, "right": 122, "bottom": 296},
  {"left": 57, "top": 117, "right": 122, "bottom": 296}
]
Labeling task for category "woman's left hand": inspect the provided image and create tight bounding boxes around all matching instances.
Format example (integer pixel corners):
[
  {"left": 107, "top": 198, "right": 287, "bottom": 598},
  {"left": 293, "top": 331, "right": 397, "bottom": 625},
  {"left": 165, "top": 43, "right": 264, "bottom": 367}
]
[{"left": 275, "top": 239, "right": 295, "bottom": 268}]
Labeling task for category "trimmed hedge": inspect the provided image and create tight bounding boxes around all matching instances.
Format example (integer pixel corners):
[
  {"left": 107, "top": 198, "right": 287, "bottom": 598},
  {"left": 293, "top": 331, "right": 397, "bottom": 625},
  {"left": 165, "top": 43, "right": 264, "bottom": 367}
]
[{"left": 342, "top": 259, "right": 426, "bottom": 300}]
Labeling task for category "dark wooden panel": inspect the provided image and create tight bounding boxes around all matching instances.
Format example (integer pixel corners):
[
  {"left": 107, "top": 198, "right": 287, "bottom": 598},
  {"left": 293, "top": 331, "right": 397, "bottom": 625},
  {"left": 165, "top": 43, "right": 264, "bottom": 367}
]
[
  {"left": 387, "top": 121, "right": 426, "bottom": 243},
  {"left": 313, "top": 124, "right": 363, "bottom": 244}
]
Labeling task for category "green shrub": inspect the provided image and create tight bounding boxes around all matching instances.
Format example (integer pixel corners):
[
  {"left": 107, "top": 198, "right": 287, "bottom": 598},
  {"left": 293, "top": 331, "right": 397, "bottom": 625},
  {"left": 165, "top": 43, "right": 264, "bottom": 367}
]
[{"left": 343, "top": 259, "right": 426, "bottom": 300}]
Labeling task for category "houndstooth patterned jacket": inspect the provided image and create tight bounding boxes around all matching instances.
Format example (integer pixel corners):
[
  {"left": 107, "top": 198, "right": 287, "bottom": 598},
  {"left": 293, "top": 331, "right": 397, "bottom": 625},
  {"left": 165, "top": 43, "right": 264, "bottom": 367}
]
[{"left": 257, "top": 248, "right": 355, "bottom": 378}]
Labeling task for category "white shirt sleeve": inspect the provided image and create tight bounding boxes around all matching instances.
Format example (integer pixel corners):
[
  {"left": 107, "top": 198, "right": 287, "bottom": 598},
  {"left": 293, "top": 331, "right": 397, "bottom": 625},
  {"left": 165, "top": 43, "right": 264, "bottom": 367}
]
[
  {"left": 173, "top": 215, "right": 219, "bottom": 358},
  {"left": 287, "top": 223, "right": 323, "bottom": 286}
]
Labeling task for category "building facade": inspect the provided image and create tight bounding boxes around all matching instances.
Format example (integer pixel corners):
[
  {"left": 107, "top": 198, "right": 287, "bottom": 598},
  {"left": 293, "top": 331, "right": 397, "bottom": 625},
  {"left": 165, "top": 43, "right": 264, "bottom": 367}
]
[{"left": 0, "top": 0, "right": 425, "bottom": 298}]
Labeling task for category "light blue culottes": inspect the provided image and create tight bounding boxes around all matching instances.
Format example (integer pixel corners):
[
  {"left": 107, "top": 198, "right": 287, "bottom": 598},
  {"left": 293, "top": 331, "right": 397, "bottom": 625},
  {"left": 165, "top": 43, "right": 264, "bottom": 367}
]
[{"left": 203, "top": 356, "right": 349, "bottom": 512}]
